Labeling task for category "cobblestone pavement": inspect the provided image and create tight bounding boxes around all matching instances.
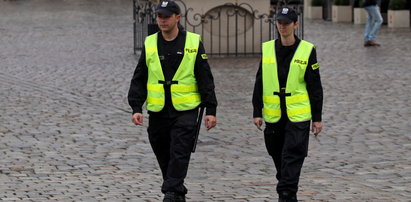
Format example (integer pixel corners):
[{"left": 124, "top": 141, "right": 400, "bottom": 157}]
[{"left": 1, "top": 0, "right": 410, "bottom": 201}]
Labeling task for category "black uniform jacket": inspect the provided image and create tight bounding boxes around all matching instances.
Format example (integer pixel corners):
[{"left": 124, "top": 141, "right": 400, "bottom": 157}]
[
  {"left": 128, "top": 30, "right": 217, "bottom": 118},
  {"left": 252, "top": 37, "right": 323, "bottom": 122}
]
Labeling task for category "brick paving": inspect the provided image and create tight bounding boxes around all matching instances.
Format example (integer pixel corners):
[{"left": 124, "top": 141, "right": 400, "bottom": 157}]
[{"left": 1, "top": 0, "right": 410, "bottom": 201}]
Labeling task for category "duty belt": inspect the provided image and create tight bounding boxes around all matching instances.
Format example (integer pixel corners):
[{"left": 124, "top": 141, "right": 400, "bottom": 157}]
[
  {"left": 274, "top": 87, "right": 291, "bottom": 96},
  {"left": 158, "top": 80, "right": 178, "bottom": 86}
]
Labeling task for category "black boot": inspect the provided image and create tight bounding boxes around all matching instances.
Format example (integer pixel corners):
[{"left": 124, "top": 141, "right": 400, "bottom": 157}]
[
  {"left": 163, "top": 192, "right": 186, "bottom": 202},
  {"left": 163, "top": 192, "right": 176, "bottom": 202},
  {"left": 175, "top": 194, "right": 186, "bottom": 202},
  {"left": 278, "top": 191, "right": 297, "bottom": 202},
  {"left": 278, "top": 194, "right": 286, "bottom": 202}
]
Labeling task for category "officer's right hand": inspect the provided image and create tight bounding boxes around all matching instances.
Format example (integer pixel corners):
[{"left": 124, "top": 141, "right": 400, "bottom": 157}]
[
  {"left": 132, "top": 113, "right": 144, "bottom": 126},
  {"left": 205, "top": 115, "right": 217, "bottom": 130},
  {"left": 253, "top": 117, "right": 263, "bottom": 131}
]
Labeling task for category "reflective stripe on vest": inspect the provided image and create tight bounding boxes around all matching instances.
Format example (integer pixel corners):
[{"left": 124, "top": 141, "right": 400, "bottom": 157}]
[
  {"left": 262, "top": 39, "right": 314, "bottom": 123},
  {"left": 145, "top": 32, "right": 201, "bottom": 112}
]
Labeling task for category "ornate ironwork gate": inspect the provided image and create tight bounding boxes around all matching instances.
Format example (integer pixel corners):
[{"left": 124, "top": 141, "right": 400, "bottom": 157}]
[{"left": 133, "top": 0, "right": 304, "bottom": 56}]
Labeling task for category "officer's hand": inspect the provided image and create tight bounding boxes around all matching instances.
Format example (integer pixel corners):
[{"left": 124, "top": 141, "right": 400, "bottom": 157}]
[
  {"left": 205, "top": 115, "right": 216, "bottom": 130},
  {"left": 253, "top": 117, "right": 263, "bottom": 131},
  {"left": 132, "top": 113, "right": 144, "bottom": 126},
  {"left": 312, "top": 121, "right": 323, "bottom": 136}
]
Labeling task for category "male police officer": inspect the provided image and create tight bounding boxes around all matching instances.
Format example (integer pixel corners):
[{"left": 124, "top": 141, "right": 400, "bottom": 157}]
[
  {"left": 128, "top": 1, "right": 217, "bottom": 201},
  {"left": 252, "top": 7, "right": 323, "bottom": 202}
]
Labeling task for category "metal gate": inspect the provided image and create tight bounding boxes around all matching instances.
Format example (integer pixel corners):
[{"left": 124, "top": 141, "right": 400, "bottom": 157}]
[{"left": 133, "top": 0, "right": 304, "bottom": 56}]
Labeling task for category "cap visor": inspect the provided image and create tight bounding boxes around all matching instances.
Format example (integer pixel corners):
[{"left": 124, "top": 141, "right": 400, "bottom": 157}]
[
  {"left": 276, "top": 16, "right": 293, "bottom": 23},
  {"left": 156, "top": 9, "right": 174, "bottom": 17}
]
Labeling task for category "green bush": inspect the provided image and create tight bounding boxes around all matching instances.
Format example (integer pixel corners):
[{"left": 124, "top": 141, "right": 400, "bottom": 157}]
[
  {"left": 354, "top": 0, "right": 364, "bottom": 7},
  {"left": 334, "top": 0, "right": 350, "bottom": 5},
  {"left": 388, "top": 0, "right": 407, "bottom": 10},
  {"left": 311, "top": 0, "right": 323, "bottom": 6}
]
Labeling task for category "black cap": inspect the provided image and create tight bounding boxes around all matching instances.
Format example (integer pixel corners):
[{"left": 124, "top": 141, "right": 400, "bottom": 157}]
[
  {"left": 276, "top": 7, "right": 298, "bottom": 23},
  {"left": 156, "top": 1, "right": 181, "bottom": 17}
]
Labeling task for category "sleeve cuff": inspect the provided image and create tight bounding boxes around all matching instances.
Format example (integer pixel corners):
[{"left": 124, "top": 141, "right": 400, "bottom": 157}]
[
  {"left": 253, "top": 109, "right": 262, "bottom": 118},
  {"left": 205, "top": 107, "right": 216, "bottom": 116},
  {"left": 312, "top": 113, "right": 322, "bottom": 122},
  {"left": 132, "top": 107, "right": 143, "bottom": 115}
]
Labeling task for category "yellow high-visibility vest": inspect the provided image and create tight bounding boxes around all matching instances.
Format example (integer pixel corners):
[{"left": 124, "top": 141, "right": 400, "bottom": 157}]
[
  {"left": 262, "top": 39, "right": 314, "bottom": 122},
  {"left": 145, "top": 32, "right": 201, "bottom": 112}
]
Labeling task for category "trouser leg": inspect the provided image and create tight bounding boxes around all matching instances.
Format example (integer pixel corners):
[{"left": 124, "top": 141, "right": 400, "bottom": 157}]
[
  {"left": 368, "top": 6, "right": 383, "bottom": 41},
  {"left": 276, "top": 120, "right": 310, "bottom": 194},
  {"left": 364, "top": 7, "right": 373, "bottom": 42},
  {"left": 148, "top": 116, "right": 172, "bottom": 182},
  {"left": 161, "top": 110, "right": 197, "bottom": 195},
  {"left": 264, "top": 119, "right": 286, "bottom": 182}
]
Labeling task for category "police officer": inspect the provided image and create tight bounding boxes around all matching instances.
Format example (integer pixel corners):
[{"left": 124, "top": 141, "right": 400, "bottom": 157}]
[
  {"left": 128, "top": 1, "right": 217, "bottom": 201},
  {"left": 252, "top": 7, "right": 323, "bottom": 202}
]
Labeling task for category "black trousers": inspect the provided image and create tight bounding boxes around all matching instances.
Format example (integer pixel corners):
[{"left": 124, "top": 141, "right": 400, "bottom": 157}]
[
  {"left": 264, "top": 118, "right": 310, "bottom": 194},
  {"left": 147, "top": 109, "right": 198, "bottom": 195}
]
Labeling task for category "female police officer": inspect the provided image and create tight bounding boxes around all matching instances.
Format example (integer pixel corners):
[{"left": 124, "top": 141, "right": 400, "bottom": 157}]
[{"left": 252, "top": 7, "right": 323, "bottom": 202}]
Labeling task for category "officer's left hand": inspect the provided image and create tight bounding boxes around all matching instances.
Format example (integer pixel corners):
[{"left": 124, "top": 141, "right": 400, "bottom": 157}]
[
  {"left": 205, "top": 115, "right": 216, "bottom": 130},
  {"left": 312, "top": 121, "right": 323, "bottom": 136}
]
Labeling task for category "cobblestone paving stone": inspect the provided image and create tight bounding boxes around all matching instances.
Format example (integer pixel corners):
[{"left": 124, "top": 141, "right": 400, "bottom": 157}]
[{"left": 1, "top": 0, "right": 410, "bottom": 201}]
